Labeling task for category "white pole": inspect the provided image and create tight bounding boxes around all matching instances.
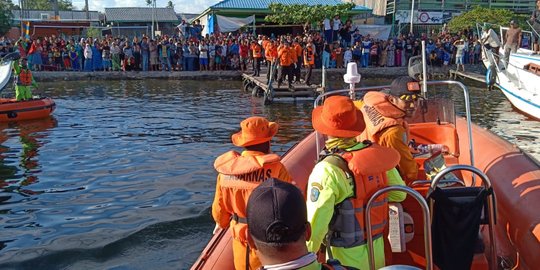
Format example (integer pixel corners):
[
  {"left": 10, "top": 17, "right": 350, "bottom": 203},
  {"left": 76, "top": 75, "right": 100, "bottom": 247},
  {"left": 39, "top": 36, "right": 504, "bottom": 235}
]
[
  {"left": 410, "top": 0, "right": 415, "bottom": 34},
  {"left": 151, "top": 0, "right": 155, "bottom": 39},
  {"left": 421, "top": 40, "right": 427, "bottom": 97}
]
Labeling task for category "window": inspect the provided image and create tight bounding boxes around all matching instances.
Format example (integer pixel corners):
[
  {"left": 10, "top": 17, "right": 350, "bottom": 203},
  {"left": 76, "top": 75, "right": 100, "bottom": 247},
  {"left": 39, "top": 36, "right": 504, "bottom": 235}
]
[{"left": 40, "top": 13, "right": 50, "bottom": 20}]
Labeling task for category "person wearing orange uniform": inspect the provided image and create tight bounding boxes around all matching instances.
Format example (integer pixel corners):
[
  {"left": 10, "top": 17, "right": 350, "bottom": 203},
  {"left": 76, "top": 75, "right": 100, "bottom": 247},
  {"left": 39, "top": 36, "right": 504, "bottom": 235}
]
[
  {"left": 292, "top": 39, "right": 303, "bottom": 83},
  {"left": 303, "top": 39, "right": 316, "bottom": 86},
  {"left": 250, "top": 40, "right": 263, "bottom": 76},
  {"left": 277, "top": 41, "right": 296, "bottom": 89},
  {"left": 212, "top": 116, "right": 293, "bottom": 270},
  {"left": 356, "top": 76, "right": 421, "bottom": 183},
  {"left": 265, "top": 40, "right": 278, "bottom": 81}
]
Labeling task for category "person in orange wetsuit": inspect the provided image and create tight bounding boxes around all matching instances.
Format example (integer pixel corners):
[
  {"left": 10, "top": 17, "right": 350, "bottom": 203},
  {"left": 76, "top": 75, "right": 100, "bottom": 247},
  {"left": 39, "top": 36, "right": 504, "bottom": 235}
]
[
  {"left": 356, "top": 76, "right": 421, "bottom": 183},
  {"left": 212, "top": 116, "right": 293, "bottom": 270},
  {"left": 250, "top": 40, "right": 263, "bottom": 76}
]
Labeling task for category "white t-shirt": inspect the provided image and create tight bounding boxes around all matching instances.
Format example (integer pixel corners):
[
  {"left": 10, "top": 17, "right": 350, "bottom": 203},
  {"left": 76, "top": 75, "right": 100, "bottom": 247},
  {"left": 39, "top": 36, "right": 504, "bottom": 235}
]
[
  {"left": 208, "top": 44, "right": 216, "bottom": 57},
  {"left": 199, "top": 44, "right": 208, "bottom": 58},
  {"left": 323, "top": 19, "right": 331, "bottom": 30},
  {"left": 482, "top": 29, "right": 502, "bottom": 48},
  {"left": 455, "top": 44, "right": 465, "bottom": 57},
  {"left": 333, "top": 19, "right": 341, "bottom": 31}
]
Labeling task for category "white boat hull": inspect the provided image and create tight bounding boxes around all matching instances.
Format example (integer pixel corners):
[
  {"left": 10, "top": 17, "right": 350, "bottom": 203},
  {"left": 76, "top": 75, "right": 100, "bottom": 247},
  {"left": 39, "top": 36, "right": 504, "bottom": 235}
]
[
  {"left": 483, "top": 48, "right": 540, "bottom": 119},
  {"left": 0, "top": 60, "right": 12, "bottom": 91}
]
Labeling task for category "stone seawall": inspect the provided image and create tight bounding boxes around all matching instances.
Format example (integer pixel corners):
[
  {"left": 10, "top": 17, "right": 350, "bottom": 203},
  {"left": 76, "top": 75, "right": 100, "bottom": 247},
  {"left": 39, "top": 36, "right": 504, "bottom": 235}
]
[{"left": 31, "top": 64, "right": 485, "bottom": 83}]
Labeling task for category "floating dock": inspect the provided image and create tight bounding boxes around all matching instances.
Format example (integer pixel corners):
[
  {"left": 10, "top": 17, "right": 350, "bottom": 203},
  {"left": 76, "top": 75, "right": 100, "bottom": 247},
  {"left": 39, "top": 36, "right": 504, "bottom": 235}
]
[
  {"left": 241, "top": 73, "right": 320, "bottom": 103},
  {"left": 449, "top": 70, "right": 486, "bottom": 84}
]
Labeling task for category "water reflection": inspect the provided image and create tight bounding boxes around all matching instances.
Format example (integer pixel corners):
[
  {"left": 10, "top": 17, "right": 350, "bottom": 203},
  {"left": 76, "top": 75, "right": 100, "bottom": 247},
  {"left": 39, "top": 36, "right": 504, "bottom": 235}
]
[
  {"left": 0, "top": 117, "right": 57, "bottom": 199},
  {"left": 0, "top": 79, "right": 536, "bottom": 270}
]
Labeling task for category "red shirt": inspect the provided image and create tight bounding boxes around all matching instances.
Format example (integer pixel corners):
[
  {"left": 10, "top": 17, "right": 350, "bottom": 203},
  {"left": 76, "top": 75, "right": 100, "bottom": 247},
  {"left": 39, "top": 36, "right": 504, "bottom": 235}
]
[{"left": 239, "top": 44, "right": 249, "bottom": 58}]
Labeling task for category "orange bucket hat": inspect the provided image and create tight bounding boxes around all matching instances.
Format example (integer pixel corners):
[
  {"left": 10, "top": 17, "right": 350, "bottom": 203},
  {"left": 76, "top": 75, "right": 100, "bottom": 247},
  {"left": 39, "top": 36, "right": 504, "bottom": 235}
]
[
  {"left": 312, "top": 96, "right": 365, "bottom": 138},
  {"left": 232, "top": 117, "right": 279, "bottom": 147}
]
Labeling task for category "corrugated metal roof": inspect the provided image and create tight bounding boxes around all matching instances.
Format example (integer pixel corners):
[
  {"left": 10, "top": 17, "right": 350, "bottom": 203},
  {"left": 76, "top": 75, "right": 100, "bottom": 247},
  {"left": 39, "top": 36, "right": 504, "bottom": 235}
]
[
  {"left": 211, "top": 0, "right": 371, "bottom": 10},
  {"left": 12, "top": 10, "right": 100, "bottom": 21},
  {"left": 105, "top": 7, "right": 179, "bottom": 22}
]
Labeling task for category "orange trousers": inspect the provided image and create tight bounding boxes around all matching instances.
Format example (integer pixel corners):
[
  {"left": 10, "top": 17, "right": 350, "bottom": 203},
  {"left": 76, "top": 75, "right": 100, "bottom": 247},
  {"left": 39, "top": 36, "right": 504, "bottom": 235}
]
[{"left": 232, "top": 238, "right": 261, "bottom": 270}]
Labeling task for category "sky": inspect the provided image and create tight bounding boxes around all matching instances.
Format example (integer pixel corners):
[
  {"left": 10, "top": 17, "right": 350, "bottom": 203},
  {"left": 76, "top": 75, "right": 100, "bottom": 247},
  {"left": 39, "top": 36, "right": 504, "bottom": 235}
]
[{"left": 71, "top": 0, "right": 221, "bottom": 14}]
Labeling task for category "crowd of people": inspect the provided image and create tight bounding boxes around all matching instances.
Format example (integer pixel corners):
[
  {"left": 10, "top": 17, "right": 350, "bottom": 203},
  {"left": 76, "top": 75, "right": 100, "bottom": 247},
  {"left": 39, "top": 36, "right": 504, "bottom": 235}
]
[{"left": 0, "top": 19, "right": 490, "bottom": 77}]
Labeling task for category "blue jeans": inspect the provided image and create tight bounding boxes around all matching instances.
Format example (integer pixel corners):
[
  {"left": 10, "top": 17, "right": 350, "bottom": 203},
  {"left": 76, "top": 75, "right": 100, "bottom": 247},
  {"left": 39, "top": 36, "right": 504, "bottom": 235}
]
[
  {"left": 362, "top": 53, "right": 369, "bottom": 67},
  {"left": 186, "top": 57, "right": 194, "bottom": 71},
  {"left": 161, "top": 57, "right": 172, "bottom": 71},
  {"left": 142, "top": 54, "right": 149, "bottom": 71},
  {"left": 322, "top": 51, "right": 330, "bottom": 68},
  {"left": 84, "top": 58, "right": 93, "bottom": 71}
]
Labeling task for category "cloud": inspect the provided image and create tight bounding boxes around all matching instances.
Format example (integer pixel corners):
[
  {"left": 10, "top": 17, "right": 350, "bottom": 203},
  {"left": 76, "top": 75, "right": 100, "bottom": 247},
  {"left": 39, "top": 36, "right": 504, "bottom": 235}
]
[{"left": 72, "top": 0, "right": 219, "bottom": 14}]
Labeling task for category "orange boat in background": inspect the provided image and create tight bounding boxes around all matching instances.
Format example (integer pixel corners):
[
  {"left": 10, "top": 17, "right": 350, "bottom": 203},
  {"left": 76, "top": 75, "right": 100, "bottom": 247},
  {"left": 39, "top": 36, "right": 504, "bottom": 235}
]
[
  {"left": 192, "top": 80, "right": 540, "bottom": 270},
  {"left": 0, "top": 98, "right": 55, "bottom": 122}
]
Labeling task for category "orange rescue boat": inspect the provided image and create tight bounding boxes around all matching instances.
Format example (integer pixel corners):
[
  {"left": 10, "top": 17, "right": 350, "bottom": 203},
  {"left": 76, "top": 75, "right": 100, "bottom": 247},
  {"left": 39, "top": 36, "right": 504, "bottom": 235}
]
[
  {"left": 192, "top": 81, "right": 540, "bottom": 270},
  {"left": 0, "top": 97, "right": 56, "bottom": 122}
]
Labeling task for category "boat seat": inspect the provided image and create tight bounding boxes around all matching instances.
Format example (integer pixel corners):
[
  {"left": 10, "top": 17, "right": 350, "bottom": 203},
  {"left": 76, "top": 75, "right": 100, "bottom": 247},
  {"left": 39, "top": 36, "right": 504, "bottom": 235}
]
[
  {"left": 380, "top": 265, "right": 422, "bottom": 270},
  {"left": 428, "top": 186, "right": 492, "bottom": 270}
]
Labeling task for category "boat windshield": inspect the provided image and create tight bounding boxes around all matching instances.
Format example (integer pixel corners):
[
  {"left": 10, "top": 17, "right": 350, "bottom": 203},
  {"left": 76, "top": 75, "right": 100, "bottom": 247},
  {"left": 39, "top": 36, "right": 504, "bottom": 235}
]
[{"left": 407, "top": 97, "right": 455, "bottom": 125}]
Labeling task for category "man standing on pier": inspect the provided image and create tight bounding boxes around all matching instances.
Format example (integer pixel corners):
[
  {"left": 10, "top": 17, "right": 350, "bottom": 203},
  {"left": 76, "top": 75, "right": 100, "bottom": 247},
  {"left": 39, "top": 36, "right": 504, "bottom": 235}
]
[
  {"left": 277, "top": 41, "right": 296, "bottom": 90},
  {"left": 250, "top": 40, "right": 262, "bottom": 76}
]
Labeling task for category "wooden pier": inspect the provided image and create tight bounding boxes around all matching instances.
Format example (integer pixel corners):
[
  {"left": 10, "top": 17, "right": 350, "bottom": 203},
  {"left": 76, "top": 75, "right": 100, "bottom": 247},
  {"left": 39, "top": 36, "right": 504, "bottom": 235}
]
[
  {"left": 241, "top": 73, "right": 320, "bottom": 104},
  {"left": 449, "top": 70, "right": 486, "bottom": 84}
]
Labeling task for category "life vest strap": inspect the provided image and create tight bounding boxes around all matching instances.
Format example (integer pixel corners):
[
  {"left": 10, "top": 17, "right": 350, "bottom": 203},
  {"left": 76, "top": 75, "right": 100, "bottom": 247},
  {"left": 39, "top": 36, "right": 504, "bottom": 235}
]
[{"left": 232, "top": 213, "right": 247, "bottom": 224}]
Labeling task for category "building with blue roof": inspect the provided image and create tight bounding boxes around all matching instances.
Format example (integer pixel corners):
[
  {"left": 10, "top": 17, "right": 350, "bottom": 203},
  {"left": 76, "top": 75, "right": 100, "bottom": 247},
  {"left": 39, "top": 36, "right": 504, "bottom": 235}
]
[{"left": 193, "top": 0, "right": 371, "bottom": 36}]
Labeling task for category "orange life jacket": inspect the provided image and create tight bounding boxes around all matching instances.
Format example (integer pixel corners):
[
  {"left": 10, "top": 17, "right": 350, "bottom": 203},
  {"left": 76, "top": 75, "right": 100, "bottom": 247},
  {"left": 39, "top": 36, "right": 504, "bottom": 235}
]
[
  {"left": 251, "top": 43, "right": 262, "bottom": 58},
  {"left": 356, "top": 92, "right": 409, "bottom": 142},
  {"left": 17, "top": 69, "right": 32, "bottom": 86},
  {"left": 213, "top": 150, "right": 291, "bottom": 243},
  {"left": 304, "top": 45, "right": 315, "bottom": 66},
  {"left": 326, "top": 142, "right": 400, "bottom": 247}
]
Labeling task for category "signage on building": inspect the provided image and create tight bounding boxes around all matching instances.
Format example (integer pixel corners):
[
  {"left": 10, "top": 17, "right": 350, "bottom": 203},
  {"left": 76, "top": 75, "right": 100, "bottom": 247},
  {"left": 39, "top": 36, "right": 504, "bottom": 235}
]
[{"left": 395, "top": 10, "right": 455, "bottom": 24}]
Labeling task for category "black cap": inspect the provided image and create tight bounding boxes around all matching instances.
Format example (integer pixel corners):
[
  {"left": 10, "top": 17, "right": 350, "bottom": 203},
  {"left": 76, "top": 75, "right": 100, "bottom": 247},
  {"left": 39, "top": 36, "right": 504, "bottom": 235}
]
[
  {"left": 386, "top": 76, "right": 421, "bottom": 97},
  {"left": 247, "top": 178, "right": 306, "bottom": 244}
]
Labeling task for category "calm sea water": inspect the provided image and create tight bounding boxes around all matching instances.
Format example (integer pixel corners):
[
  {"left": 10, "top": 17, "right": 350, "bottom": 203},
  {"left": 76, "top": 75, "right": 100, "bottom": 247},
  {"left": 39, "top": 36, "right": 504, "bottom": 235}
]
[{"left": 0, "top": 78, "right": 537, "bottom": 269}]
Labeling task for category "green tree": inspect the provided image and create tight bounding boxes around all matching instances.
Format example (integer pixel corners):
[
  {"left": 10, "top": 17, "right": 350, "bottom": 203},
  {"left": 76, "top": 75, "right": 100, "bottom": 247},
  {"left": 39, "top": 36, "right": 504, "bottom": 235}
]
[
  {"left": 167, "top": 1, "right": 174, "bottom": 8},
  {"left": 85, "top": 27, "right": 101, "bottom": 38},
  {"left": 265, "top": 3, "right": 355, "bottom": 25},
  {"left": 23, "top": 0, "right": 73, "bottom": 11},
  {"left": 0, "top": 0, "right": 14, "bottom": 36},
  {"left": 447, "top": 6, "right": 518, "bottom": 33}
]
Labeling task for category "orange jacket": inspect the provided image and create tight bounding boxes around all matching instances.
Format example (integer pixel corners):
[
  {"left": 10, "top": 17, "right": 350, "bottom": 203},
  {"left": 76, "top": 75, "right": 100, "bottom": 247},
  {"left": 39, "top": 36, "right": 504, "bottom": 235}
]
[
  {"left": 251, "top": 43, "right": 262, "bottom": 58},
  {"left": 278, "top": 46, "right": 295, "bottom": 66},
  {"left": 355, "top": 93, "right": 418, "bottom": 182},
  {"left": 212, "top": 150, "right": 292, "bottom": 242},
  {"left": 265, "top": 43, "right": 277, "bottom": 62},
  {"left": 293, "top": 43, "right": 302, "bottom": 61}
]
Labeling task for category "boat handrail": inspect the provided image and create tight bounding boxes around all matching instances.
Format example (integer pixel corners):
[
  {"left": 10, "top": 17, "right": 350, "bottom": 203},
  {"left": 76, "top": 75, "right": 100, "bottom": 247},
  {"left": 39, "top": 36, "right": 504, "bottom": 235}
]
[
  {"left": 365, "top": 186, "right": 432, "bottom": 270},
  {"left": 526, "top": 21, "right": 540, "bottom": 41},
  {"left": 429, "top": 165, "right": 498, "bottom": 270},
  {"left": 314, "top": 80, "right": 475, "bottom": 169}
]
